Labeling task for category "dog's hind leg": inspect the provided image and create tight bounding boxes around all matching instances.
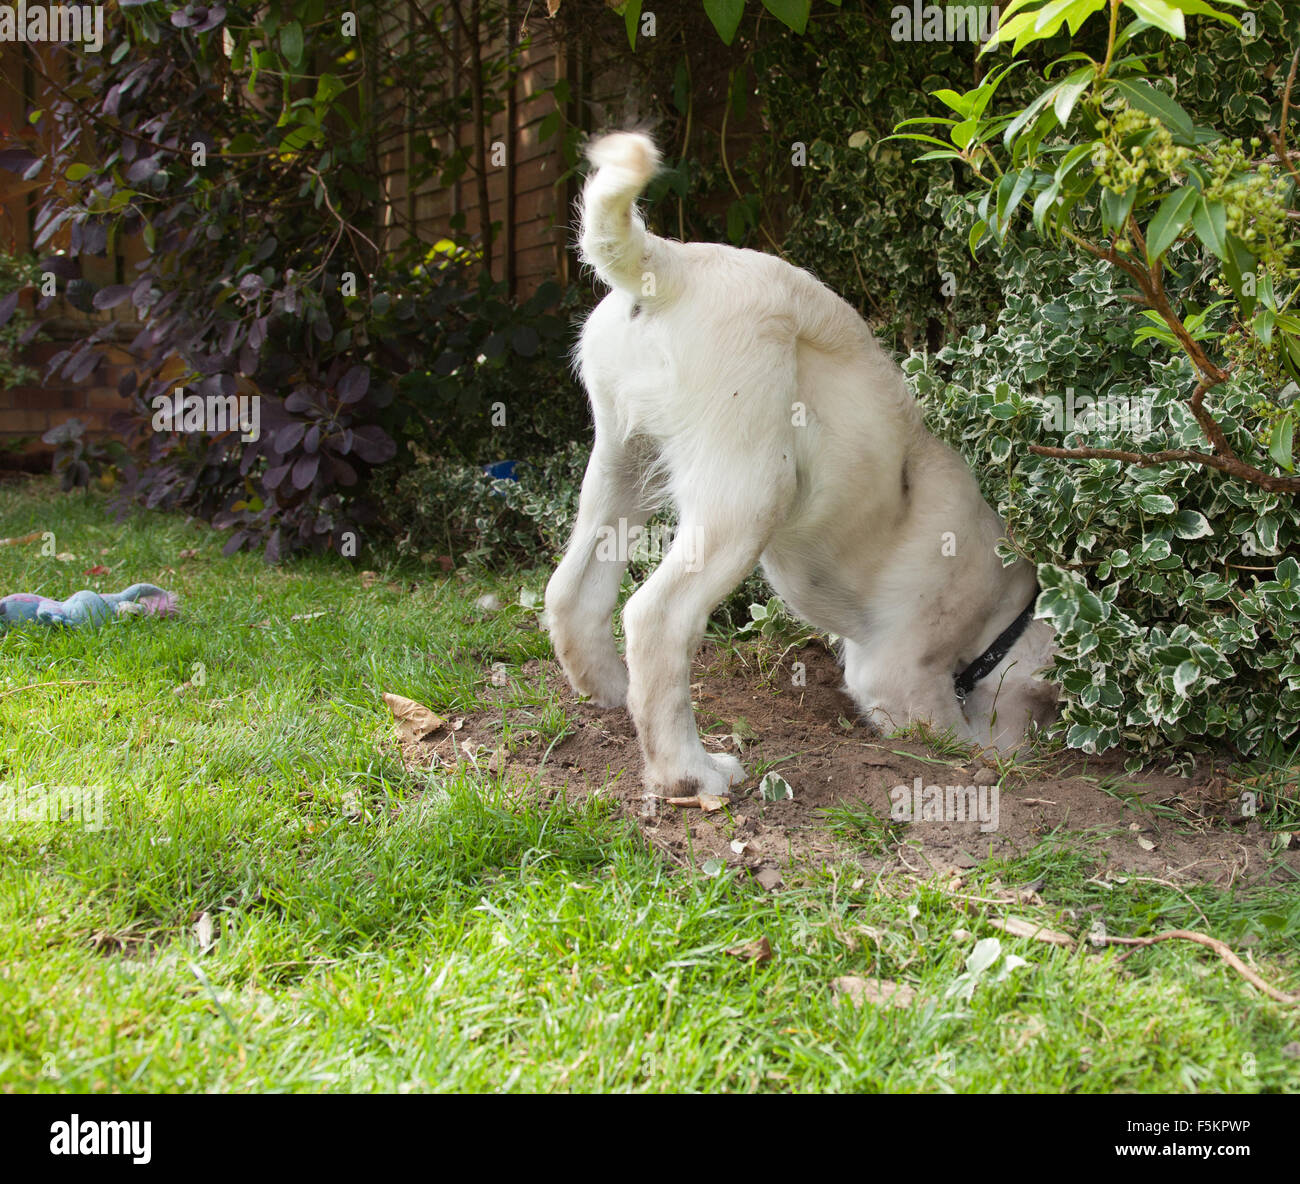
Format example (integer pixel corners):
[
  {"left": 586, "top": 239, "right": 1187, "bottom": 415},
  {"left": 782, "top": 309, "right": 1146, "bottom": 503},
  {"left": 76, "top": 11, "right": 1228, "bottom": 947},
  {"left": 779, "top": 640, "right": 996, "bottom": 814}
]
[
  {"left": 545, "top": 436, "right": 653, "bottom": 708},
  {"left": 622, "top": 457, "right": 794, "bottom": 797}
]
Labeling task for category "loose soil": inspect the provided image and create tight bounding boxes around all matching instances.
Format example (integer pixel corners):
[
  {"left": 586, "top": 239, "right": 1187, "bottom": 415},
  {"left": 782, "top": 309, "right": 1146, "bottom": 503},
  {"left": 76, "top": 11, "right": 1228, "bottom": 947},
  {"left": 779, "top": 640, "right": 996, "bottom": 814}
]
[{"left": 400, "top": 642, "right": 1299, "bottom": 890}]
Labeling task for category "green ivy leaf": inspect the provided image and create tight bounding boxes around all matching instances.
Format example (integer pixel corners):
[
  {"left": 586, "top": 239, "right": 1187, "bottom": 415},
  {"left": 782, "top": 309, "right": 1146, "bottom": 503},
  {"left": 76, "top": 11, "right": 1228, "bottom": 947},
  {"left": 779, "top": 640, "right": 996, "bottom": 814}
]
[
  {"left": 1144, "top": 184, "right": 1198, "bottom": 264},
  {"left": 1101, "top": 185, "right": 1137, "bottom": 235},
  {"left": 279, "top": 21, "right": 304, "bottom": 69},
  {"left": 1172, "top": 509, "right": 1213, "bottom": 538},
  {"left": 1221, "top": 235, "right": 1259, "bottom": 319},
  {"left": 703, "top": 0, "right": 744, "bottom": 44},
  {"left": 617, "top": 0, "right": 643, "bottom": 49},
  {"left": 1125, "top": 0, "right": 1186, "bottom": 39},
  {"left": 1052, "top": 64, "right": 1095, "bottom": 125},
  {"left": 1270, "top": 410, "right": 1295, "bottom": 473},
  {"left": 1109, "top": 77, "right": 1196, "bottom": 141},
  {"left": 761, "top": 0, "right": 810, "bottom": 35},
  {"left": 1190, "top": 195, "right": 1227, "bottom": 261},
  {"left": 1173, "top": 659, "right": 1200, "bottom": 695}
]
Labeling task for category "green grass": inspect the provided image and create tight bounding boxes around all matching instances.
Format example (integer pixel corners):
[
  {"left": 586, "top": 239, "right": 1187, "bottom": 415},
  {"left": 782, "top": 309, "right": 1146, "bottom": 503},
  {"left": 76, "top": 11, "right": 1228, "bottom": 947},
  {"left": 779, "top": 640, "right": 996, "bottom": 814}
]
[{"left": 1, "top": 481, "right": 1297, "bottom": 1093}]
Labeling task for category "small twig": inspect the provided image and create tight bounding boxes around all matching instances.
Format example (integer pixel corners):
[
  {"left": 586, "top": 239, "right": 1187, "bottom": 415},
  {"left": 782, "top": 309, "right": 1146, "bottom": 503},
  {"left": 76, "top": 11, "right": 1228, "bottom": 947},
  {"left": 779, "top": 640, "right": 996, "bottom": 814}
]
[
  {"left": 1099, "top": 928, "right": 1299, "bottom": 1006},
  {"left": 304, "top": 165, "right": 380, "bottom": 284},
  {"left": 1271, "top": 47, "right": 1300, "bottom": 187},
  {"left": 0, "top": 679, "right": 104, "bottom": 700},
  {"left": 1028, "top": 442, "right": 1300, "bottom": 492},
  {"left": 1126, "top": 876, "right": 1211, "bottom": 929},
  {"left": 719, "top": 77, "right": 784, "bottom": 257}
]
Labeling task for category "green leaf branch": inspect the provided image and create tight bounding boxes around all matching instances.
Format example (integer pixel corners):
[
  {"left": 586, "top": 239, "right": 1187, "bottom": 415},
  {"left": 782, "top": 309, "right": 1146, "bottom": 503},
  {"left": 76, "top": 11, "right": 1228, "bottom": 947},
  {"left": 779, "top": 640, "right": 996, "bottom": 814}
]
[{"left": 890, "top": 0, "right": 1300, "bottom": 492}]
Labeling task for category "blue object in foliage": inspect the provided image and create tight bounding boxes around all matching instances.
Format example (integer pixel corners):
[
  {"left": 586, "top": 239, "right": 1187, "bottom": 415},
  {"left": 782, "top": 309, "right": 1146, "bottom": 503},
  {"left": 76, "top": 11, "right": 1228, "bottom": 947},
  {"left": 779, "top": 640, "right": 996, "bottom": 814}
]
[{"left": 483, "top": 460, "right": 519, "bottom": 482}]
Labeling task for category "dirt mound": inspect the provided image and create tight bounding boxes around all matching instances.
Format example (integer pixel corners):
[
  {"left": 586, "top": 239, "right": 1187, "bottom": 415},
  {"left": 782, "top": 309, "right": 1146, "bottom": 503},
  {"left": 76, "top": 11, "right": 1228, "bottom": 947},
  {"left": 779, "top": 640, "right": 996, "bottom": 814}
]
[{"left": 401, "top": 643, "right": 1298, "bottom": 889}]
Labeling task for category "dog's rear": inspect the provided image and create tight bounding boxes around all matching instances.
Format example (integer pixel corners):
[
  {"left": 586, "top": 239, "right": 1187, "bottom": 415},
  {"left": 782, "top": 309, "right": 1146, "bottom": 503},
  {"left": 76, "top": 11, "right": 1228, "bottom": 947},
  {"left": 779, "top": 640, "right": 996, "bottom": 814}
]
[
  {"left": 550, "top": 133, "right": 1057, "bottom": 797},
  {"left": 578, "top": 133, "right": 865, "bottom": 354}
]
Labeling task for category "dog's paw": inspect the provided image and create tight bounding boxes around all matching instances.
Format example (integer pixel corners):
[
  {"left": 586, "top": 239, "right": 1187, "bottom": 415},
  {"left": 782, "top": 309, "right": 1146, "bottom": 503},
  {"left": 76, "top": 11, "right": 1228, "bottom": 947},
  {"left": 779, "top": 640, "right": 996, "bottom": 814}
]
[
  {"left": 650, "top": 751, "right": 746, "bottom": 799},
  {"left": 570, "top": 656, "right": 629, "bottom": 709},
  {"left": 580, "top": 674, "right": 627, "bottom": 709},
  {"left": 706, "top": 751, "right": 746, "bottom": 788}
]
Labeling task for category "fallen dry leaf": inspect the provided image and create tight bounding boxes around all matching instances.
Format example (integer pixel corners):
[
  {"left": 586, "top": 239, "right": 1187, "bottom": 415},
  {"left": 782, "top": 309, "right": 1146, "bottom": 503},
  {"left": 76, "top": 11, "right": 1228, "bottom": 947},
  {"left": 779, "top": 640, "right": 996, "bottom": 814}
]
[
  {"left": 178, "top": 548, "right": 199, "bottom": 560},
  {"left": 360, "top": 571, "right": 380, "bottom": 588},
  {"left": 381, "top": 692, "right": 446, "bottom": 743},
  {"left": 290, "top": 611, "right": 328, "bottom": 622},
  {"left": 666, "top": 794, "right": 728, "bottom": 812},
  {"left": 84, "top": 564, "right": 110, "bottom": 576},
  {"left": 833, "top": 976, "right": 917, "bottom": 1008},
  {"left": 193, "top": 911, "right": 215, "bottom": 953},
  {"left": 987, "top": 916, "right": 1075, "bottom": 948},
  {"left": 1136, "top": 835, "right": 1157, "bottom": 852},
  {"left": 726, "top": 936, "right": 772, "bottom": 963}
]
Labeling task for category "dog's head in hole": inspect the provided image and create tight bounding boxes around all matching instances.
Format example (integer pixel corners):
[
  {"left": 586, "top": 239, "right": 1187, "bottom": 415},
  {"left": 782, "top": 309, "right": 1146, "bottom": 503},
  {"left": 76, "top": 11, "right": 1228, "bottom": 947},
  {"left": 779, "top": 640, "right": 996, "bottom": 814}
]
[{"left": 961, "top": 615, "right": 1059, "bottom": 751}]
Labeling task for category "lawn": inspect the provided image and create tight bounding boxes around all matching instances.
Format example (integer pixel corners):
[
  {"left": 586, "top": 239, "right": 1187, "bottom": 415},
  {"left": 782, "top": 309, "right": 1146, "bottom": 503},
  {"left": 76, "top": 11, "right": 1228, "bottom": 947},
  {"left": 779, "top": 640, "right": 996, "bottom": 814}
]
[{"left": 1, "top": 479, "right": 1297, "bottom": 1093}]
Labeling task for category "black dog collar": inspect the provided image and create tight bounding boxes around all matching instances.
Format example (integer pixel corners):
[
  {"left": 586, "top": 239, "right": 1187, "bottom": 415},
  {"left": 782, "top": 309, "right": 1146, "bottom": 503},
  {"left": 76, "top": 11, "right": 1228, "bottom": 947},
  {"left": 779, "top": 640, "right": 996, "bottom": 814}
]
[{"left": 954, "top": 584, "right": 1040, "bottom": 701}]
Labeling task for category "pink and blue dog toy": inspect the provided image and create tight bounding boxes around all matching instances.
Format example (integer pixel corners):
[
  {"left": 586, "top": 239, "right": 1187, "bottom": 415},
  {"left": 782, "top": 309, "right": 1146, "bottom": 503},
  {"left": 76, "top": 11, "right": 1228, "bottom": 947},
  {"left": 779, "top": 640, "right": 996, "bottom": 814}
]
[{"left": 0, "top": 584, "right": 178, "bottom": 632}]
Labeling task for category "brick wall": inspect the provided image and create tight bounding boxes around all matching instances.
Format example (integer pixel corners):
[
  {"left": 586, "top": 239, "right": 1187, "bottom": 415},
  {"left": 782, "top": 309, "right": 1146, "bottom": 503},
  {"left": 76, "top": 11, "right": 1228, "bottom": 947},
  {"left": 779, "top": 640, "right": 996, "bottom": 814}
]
[
  {"left": 373, "top": 10, "right": 576, "bottom": 297},
  {"left": 1, "top": 42, "right": 142, "bottom": 461},
  {"left": 0, "top": 15, "right": 621, "bottom": 460},
  {"left": 0, "top": 333, "right": 136, "bottom": 442}
]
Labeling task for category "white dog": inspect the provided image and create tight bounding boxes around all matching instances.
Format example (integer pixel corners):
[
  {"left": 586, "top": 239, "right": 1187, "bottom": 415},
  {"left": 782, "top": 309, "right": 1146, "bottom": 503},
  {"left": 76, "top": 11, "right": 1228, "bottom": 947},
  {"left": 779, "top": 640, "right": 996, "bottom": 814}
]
[{"left": 545, "top": 133, "right": 1057, "bottom": 798}]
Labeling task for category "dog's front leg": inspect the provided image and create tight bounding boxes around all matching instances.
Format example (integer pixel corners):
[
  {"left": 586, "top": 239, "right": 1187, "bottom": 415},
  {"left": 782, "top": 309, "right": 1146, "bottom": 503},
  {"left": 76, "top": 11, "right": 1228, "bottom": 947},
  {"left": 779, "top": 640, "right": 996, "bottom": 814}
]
[
  {"left": 622, "top": 505, "right": 778, "bottom": 798},
  {"left": 546, "top": 438, "right": 652, "bottom": 708}
]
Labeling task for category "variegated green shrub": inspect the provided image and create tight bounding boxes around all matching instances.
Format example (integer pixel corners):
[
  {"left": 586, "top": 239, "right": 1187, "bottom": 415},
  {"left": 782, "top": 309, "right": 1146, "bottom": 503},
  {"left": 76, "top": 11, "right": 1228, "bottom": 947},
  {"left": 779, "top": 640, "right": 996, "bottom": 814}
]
[{"left": 908, "top": 238, "right": 1300, "bottom": 761}]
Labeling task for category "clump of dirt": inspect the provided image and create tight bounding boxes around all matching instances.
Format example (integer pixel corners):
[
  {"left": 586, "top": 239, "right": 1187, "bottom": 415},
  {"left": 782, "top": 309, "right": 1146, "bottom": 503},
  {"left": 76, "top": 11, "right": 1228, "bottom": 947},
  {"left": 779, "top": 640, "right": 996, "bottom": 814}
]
[{"left": 400, "top": 643, "right": 1298, "bottom": 889}]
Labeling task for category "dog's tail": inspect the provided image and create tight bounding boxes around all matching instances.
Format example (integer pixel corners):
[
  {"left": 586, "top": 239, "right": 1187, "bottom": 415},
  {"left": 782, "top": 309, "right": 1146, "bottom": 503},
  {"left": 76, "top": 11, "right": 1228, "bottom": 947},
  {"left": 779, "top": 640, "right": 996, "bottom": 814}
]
[{"left": 579, "top": 132, "right": 662, "bottom": 297}]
